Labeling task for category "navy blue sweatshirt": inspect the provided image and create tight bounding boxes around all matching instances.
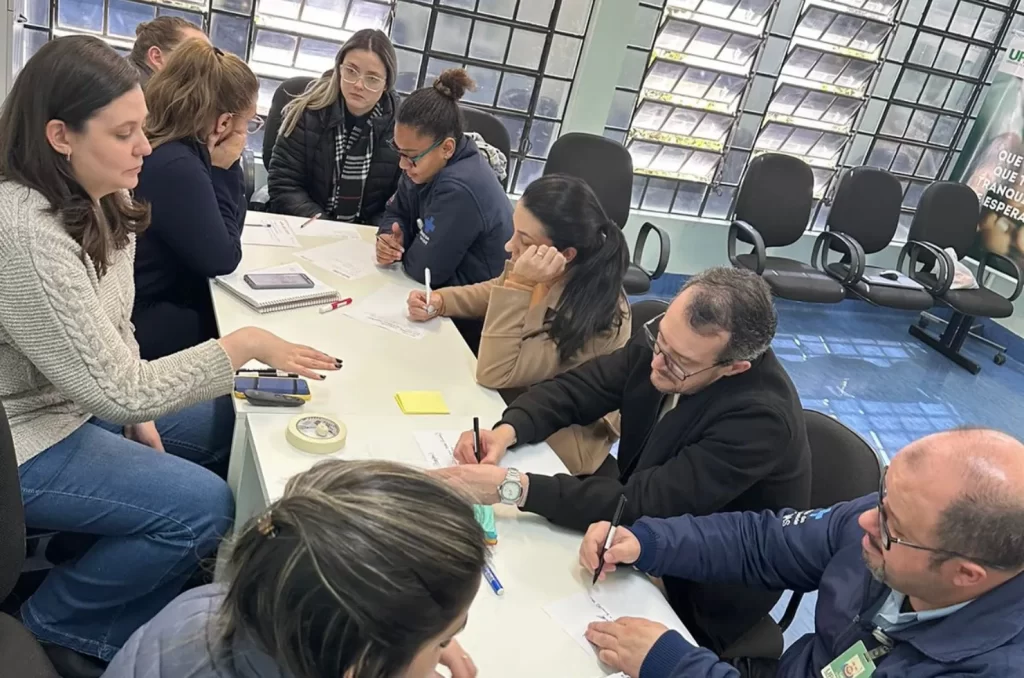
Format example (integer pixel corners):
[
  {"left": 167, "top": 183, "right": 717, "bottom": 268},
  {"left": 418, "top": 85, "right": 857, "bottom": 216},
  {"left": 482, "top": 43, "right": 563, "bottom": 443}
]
[
  {"left": 378, "top": 136, "right": 512, "bottom": 288},
  {"left": 132, "top": 138, "right": 246, "bottom": 357}
]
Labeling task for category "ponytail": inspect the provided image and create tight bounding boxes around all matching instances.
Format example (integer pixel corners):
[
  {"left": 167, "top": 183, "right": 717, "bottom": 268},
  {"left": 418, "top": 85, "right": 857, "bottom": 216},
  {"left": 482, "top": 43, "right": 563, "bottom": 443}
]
[
  {"left": 144, "top": 40, "right": 258, "bottom": 149},
  {"left": 520, "top": 175, "right": 630, "bottom": 363}
]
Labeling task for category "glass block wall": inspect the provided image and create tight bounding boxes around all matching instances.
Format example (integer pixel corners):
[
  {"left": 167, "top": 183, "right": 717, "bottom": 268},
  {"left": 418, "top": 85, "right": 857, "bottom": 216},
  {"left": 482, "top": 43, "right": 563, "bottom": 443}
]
[{"left": 610, "top": 0, "right": 1024, "bottom": 240}]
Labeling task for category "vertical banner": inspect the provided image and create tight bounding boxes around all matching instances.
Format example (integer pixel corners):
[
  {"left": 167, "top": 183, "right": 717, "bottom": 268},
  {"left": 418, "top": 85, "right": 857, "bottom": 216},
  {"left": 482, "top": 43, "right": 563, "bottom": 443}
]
[{"left": 950, "top": 35, "right": 1024, "bottom": 273}]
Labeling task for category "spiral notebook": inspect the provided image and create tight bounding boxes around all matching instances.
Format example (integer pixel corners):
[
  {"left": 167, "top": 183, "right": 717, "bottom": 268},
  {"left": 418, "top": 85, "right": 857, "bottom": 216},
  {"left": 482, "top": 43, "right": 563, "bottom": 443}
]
[{"left": 215, "top": 263, "right": 338, "bottom": 314}]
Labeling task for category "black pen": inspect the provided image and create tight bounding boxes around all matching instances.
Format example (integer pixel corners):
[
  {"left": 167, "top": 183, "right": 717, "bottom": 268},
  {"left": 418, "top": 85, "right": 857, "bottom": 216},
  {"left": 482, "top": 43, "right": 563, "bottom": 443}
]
[
  {"left": 593, "top": 495, "right": 627, "bottom": 585},
  {"left": 473, "top": 417, "right": 482, "bottom": 462},
  {"left": 236, "top": 369, "right": 300, "bottom": 378}
]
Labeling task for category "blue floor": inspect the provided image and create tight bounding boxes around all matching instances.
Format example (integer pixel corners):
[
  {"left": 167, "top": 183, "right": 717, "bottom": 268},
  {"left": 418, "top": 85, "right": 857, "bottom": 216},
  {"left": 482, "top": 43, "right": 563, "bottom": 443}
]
[{"left": 640, "top": 274, "right": 1024, "bottom": 646}]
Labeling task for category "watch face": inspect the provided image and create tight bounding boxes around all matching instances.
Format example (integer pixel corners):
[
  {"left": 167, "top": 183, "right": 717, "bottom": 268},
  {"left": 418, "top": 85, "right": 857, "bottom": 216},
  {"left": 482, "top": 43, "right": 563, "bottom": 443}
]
[{"left": 499, "top": 481, "right": 522, "bottom": 502}]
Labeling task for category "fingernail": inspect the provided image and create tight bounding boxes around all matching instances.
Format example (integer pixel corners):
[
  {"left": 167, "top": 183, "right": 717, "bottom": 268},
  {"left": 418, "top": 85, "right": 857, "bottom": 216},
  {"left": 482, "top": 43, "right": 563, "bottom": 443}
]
[
  {"left": 334, "top": 358, "right": 343, "bottom": 367},
  {"left": 320, "top": 374, "right": 327, "bottom": 380}
]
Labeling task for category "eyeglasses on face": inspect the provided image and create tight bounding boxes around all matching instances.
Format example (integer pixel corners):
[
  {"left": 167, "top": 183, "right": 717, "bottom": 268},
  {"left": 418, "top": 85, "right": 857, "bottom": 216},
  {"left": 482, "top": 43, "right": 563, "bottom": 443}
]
[
  {"left": 876, "top": 467, "right": 993, "bottom": 566},
  {"left": 642, "top": 313, "right": 725, "bottom": 383},
  {"left": 388, "top": 138, "right": 443, "bottom": 167},
  {"left": 341, "top": 64, "right": 386, "bottom": 92},
  {"left": 229, "top": 113, "right": 265, "bottom": 134}
]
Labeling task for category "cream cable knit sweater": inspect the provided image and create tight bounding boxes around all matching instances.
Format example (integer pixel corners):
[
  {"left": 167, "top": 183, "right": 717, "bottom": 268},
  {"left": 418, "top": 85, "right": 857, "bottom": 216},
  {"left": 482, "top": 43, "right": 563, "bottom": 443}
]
[{"left": 0, "top": 182, "right": 235, "bottom": 465}]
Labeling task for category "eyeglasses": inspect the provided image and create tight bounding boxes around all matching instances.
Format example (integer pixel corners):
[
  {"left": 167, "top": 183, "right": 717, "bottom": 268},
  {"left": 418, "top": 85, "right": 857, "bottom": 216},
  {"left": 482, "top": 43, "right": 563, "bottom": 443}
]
[
  {"left": 230, "top": 113, "right": 265, "bottom": 134},
  {"left": 876, "top": 467, "right": 990, "bottom": 565},
  {"left": 643, "top": 313, "right": 725, "bottom": 383},
  {"left": 340, "top": 64, "right": 386, "bottom": 92},
  {"left": 389, "top": 138, "right": 443, "bottom": 167}
]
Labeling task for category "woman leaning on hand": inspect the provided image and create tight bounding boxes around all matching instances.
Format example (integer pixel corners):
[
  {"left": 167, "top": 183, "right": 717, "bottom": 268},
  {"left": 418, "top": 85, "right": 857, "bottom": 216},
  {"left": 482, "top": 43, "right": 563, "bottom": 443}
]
[
  {"left": 408, "top": 174, "right": 631, "bottom": 475},
  {"left": 0, "top": 36, "right": 338, "bottom": 673}
]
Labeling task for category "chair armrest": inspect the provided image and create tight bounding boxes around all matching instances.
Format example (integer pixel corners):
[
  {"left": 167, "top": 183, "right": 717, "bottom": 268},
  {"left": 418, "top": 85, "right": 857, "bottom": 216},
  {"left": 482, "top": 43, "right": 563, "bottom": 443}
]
[
  {"left": 897, "top": 240, "right": 952, "bottom": 295},
  {"left": 633, "top": 221, "right": 670, "bottom": 281},
  {"left": 977, "top": 251, "right": 1024, "bottom": 302},
  {"left": 728, "top": 220, "right": 766, "bottom": 275},
  {"left": 811, "top": 231, "right": 865, "bottom": 284}
]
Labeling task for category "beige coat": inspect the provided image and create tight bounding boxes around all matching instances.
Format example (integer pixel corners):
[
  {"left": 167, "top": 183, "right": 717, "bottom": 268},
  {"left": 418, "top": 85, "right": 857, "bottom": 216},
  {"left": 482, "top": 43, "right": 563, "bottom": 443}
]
[{"left": 437, "top": 262, "right": 631, "bottom": 474}]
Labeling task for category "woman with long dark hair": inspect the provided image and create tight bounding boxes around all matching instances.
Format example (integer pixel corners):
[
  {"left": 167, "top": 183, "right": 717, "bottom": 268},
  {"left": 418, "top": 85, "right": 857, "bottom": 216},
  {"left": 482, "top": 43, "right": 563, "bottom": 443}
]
[
  {"left": 103, "top": 460, "right": 485, "bottom": 678},
  {"left": 0, "top": 36, "right": 337, "bottom": 673},
  {"left": 408, "top": 174, "right": 630, "bottom": 474},
  {"left": 268, "top": 29, "right": 401, "bottom": 224}
]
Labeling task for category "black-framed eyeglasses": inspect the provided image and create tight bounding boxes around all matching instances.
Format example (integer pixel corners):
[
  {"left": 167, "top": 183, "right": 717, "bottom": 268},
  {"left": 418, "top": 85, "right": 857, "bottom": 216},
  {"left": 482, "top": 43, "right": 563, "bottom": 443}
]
[
  {"left": 877, "top": 467, "right": 989, "bottom": 565},
  {"left": 389, "top": 138, "right": 442, "bottom": 167},
  {"left": 643, "top": 312, "right": 725, "bottom": 383}
]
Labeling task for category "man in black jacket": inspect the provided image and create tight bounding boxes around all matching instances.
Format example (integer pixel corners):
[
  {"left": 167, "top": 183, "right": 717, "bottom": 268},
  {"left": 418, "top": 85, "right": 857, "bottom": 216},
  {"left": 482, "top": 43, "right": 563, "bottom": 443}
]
[{"left": 437, "top": 267, "right": 811, "bottom": 653}]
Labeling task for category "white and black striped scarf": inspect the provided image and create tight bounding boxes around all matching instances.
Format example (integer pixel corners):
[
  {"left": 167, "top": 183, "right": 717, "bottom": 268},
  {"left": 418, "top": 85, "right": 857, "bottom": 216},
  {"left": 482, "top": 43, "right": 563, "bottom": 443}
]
[{"left": 327, "top": 100, "right": 385, "bottom": 223}]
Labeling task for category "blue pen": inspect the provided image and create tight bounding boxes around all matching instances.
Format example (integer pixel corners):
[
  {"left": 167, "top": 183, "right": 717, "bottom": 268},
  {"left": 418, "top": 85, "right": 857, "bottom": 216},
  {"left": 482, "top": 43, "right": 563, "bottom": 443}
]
[{"left": 482, "top": 563, "right": 504, "bottom": 596}]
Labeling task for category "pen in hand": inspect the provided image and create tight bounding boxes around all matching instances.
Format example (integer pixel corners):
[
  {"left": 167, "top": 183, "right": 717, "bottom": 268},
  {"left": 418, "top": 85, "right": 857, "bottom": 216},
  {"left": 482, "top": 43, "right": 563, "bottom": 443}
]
[
  {"left": 593, "top": 495, "right": 627, "bottom": 586},
  {"left": 425, "top": 267, "right": 434, "bottom": 315},
  {"left": 473, "top": 417, "right": 482, "bottom": 463}
]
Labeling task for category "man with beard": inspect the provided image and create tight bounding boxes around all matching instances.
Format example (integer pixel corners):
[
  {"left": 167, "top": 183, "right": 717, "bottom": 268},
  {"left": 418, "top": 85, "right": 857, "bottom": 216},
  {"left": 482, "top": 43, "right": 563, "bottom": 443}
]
[{"left": 578, "top": 428, "right": 1024, "bottom": 678}]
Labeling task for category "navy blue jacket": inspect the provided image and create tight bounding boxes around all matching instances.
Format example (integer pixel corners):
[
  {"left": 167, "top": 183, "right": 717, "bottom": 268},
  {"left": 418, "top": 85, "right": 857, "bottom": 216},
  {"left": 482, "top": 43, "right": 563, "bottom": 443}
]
[
  {"left": 632, "top": 495, "right": 1023, "bottom": 678},
  {"left": 378, "top": 136, "right": 512, "bottom": 288},
  {"left": 132, "top": 138, "right": 246, "bottom": 357}
]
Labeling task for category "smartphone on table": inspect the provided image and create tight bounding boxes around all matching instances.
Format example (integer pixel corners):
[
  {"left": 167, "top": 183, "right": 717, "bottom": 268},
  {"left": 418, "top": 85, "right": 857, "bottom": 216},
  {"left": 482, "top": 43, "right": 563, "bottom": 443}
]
[
  {"left": 243, "top": 272, "right": 314, "bottom": 290},
  {"left": 233, "top": 376, "right": 312, "bottom": 400}
]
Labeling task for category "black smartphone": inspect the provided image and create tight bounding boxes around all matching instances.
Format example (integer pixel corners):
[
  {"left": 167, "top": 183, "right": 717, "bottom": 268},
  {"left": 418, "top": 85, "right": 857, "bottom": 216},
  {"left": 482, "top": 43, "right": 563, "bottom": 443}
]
[
  {"left": 233, "top": 376, "right": 311, "bottom": 399},
  {"left": 243, "top": 272, "right": 315, "bottom": 290}
]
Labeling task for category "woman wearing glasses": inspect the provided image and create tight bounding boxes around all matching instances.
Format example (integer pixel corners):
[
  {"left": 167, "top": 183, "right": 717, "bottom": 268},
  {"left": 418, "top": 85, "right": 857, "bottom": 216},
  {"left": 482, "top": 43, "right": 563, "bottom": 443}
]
[
  {"left": 268, "top": 29, "right": 400, "bottom": 224},
  {"left": 132, "top": 40, "right": 260, "bottom": 359}
]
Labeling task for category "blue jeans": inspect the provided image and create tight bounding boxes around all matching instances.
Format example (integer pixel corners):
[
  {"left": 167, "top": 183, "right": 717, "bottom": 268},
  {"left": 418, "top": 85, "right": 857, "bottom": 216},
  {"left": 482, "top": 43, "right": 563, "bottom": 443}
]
[{"left": 16, "top": 397, "right": 235, "bottom": 661}]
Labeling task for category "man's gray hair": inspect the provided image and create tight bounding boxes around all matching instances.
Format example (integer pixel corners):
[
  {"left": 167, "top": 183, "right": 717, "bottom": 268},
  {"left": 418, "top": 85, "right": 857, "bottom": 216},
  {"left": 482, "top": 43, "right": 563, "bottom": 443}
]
[{"left": 680, "top": 267, "right": 777, "bottom": 363}]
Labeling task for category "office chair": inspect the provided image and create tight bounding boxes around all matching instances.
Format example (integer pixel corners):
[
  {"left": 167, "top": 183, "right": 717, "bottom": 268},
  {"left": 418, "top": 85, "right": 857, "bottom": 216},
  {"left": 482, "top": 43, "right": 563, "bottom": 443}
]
[
  {"left": 262, "top": 75, "right": 316, "bottom": 166},
  {"left": 905, "top": 182, "right": 1023, "bottom": 373},
  {"left": 543, "top": 133, "right": 670, "bottom": 296},
  {"left": 817, "top": 167, "right": 934, "bottom": 311},
  {"left": 630, "top": 298, "right": 670, "bottom": 338},
  {"left": 0, "top": 402, "right": 59, "bottom": 678},
  {"left": 728, "top": 154, "right": 845, "bottom": 304},
  {"left": 461, "top": 106, "right": 512, "bottom": 188},
  {"left": 722, "top": 409, "right": 882, "bottom": 660},
  {"left": 241, "top": 148, "right": 256, "bottom": 203}
]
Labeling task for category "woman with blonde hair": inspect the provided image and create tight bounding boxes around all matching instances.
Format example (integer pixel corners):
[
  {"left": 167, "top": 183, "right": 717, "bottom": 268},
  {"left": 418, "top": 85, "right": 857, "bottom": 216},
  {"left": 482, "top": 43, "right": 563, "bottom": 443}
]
[
  {"left": 268, "top": 28, "right": 401, "bottom": 224},
  {"left": 132, "top": 40, "right": 260, "bottom": 359},
  {"left": 104, "top": 459, "right": 485, "bottom": 678}
]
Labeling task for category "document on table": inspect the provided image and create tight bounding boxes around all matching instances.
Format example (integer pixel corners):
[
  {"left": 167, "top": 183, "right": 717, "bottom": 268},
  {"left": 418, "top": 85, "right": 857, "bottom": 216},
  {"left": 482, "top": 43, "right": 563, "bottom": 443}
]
[
  {"left": 544, "top": 575, "right": 696, "bottom": 661},
  {"left": 296, "top": 239, "right": 376, "bottom": 280},
  {"left": 343, "top": 283, "right": 425, "bottom": 339},
  {"left": 297, "top": 220, "right": 361, "bottom": 240},
  {"left": 241, "top": 219, "right": 299, "bottom": 248},
  {"left": 413, "top": 430, "right": 569, "bottom": 476}
]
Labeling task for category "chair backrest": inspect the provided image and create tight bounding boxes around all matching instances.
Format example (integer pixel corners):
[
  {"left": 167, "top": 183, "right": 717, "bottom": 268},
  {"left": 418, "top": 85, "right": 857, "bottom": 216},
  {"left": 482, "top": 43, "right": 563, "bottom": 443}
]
[
  {"left": 262, "top": 76, "right": 316, "bottom": 165},
  {"left": 827, "top": 167, "right": 903, "bottom": 254},
  {"left": 908, "top": 181, "right": 980, "bottom": 259},
  {"left": 240, "top": 148, "right": 256, "bottom": 201},
  {"left": 543, "top": 132, "right": 633, "bottom": 229},
  {"left": 733, "top": 153, "right": 814, "bottom": 248},
  {"left": 0, "top": 401, "right": 24, "bottom": 601},
  {"left": 630, "top": 298, "right": 669, "bottom": 338},
  {"left": 804, "top": 410, "right": 882, "bottom": 508},
  {"left": 461, "top": 106, "right": 512, "bottom": 184}
]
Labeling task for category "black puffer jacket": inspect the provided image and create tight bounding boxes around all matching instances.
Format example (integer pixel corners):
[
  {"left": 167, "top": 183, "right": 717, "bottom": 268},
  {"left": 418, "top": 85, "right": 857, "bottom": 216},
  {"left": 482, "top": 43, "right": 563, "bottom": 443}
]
[{"left": 267, "top": 90, "right": 400, "bottom": 224}]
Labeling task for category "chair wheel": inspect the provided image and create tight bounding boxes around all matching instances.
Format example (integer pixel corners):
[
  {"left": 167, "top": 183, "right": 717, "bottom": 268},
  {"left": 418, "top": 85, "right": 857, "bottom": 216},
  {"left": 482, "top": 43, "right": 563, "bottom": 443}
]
[
  {"left": 994, "top": 353, "right": 1007, "bottom": 366},
  {"left": 917, "top": 317, "right": 929, "bottom": 329}
]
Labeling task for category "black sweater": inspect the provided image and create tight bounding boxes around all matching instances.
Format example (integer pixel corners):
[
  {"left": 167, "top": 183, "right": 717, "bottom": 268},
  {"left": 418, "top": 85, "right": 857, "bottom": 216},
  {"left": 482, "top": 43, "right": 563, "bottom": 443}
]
[
  {"left": 499, "top": 331, "right": 811, "bottom": 650},
  {"left": 132, "top": 138, "right": 246, "bottom": 358}
]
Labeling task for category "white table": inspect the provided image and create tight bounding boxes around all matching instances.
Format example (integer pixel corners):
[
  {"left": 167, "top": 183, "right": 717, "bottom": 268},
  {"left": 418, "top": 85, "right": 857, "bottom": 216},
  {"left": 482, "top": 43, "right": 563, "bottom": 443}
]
[{"left": 211, "top": 212, "right": 695, "bottom": 677}]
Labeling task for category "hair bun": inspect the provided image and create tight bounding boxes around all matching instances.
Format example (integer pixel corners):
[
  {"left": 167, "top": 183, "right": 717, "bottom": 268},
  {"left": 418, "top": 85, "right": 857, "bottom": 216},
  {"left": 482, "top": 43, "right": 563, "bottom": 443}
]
[{"left": 433, "top": 68, "right": 475, "bottom": 102}]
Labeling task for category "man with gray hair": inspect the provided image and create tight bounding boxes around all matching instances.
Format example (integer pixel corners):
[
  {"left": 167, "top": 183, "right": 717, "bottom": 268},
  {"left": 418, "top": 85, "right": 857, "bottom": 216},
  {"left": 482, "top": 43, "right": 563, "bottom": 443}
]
[{"left": 437, "top": 267, "right": 811, "bottom": 653}]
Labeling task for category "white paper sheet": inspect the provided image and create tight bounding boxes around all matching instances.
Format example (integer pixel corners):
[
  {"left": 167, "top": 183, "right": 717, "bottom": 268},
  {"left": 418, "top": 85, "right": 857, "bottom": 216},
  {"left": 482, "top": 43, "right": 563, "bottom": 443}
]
[
  {"left": 544, "top": 575, "right": 696, "bottom": 661},
  {"left": 412, "top": 430, "right": 570, "bottom": 476},
  {"left": 297, "top": 220, "right": 362, "bottom": 240},
  {"left": 296, "top": 240, "right": 376, "bottom": 280},
  {"left": 343, "top": 284, "right": 425, "bottom": 339},
  {"left": 414, "top": 431, "right": 457, "bottom": 468},
  {"left": 241, "top": 219, "right": 299, "bottom": 248}
]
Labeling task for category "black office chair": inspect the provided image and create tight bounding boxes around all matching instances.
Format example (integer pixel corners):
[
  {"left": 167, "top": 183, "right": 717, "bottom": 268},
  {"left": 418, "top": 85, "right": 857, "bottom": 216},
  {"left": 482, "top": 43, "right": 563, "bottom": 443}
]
[
  {"left": 630, "top": 298, "right": 669, "bottom": 338},
  {"left": 0, "top": 402, "right": 59, "bottom": 678},
  {"left": 241, "top": 148, "right": 256, "bottom": 203},
  {"left": 905, "top": 182, "right": 1023, "bottom": 373},
  {"left": 543, "top": 133, "right": 670, "bottom": 296},
  {"left": 729, "top": 154, "right": 845, "bottom": 304},
  {"left": 816, "top": 167, "right": 934, "bottom": 311},
  {"left": 262, "top": 75, "right": 316, "bottom": 166},
  {"left": 722, "top": 409, "right": 882, "bottom": 660},
  {"left": 461, "top": 106, "right": 512, "bottom": 188}
]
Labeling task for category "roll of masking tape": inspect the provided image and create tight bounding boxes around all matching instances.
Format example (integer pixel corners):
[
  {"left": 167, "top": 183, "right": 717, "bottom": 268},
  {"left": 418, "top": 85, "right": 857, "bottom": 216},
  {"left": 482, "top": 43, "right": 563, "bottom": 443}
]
[{"left": 285, "top": 414, "right": 347, "bottom": 454}]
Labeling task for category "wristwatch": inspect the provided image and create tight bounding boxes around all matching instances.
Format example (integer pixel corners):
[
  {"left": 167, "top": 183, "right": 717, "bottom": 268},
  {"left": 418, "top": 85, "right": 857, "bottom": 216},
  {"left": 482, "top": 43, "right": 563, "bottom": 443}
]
[{"left": 498, "top": 468, "right": 524, "bottom": 506}]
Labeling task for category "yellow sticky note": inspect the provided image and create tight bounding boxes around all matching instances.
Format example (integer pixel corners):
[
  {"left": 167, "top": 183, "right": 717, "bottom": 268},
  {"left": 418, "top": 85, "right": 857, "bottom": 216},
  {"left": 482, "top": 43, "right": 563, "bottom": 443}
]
[{"left": 394, "top": 391, "right": 449, "bottom": 415}]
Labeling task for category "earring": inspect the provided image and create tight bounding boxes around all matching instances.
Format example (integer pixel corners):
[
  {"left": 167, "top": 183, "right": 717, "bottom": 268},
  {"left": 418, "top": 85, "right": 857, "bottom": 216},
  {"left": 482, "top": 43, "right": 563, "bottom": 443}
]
[{"left": 65, "top": 152, "right": 71, "bottom": 163}]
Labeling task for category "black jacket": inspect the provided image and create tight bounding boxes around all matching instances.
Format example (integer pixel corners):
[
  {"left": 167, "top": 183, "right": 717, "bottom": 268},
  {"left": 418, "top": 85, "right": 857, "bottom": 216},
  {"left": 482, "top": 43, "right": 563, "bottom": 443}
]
[
  {"left": 267, "top": 91, "right": 400, "bottom": 224},
  {"left": 500, "top": 331, "right": 811, "bottom": 651}
]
